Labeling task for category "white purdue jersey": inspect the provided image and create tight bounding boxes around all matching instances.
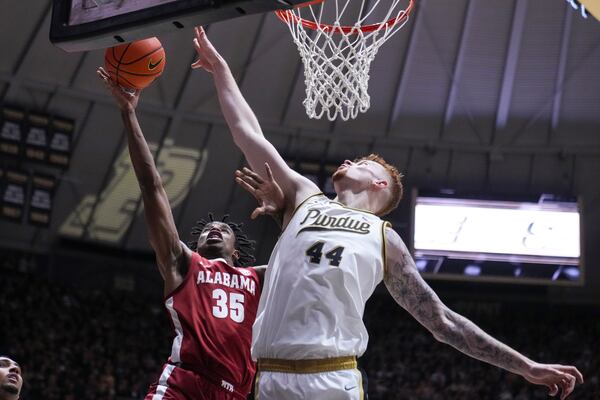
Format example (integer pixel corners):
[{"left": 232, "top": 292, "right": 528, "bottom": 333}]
[{"left": 252, "top": 194, "right": 389, "bottom": 360}]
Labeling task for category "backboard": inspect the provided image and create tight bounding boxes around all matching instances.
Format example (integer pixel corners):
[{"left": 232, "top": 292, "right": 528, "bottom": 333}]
[{"left": 50, "top": 0, "right": 313, "bottom": 52}]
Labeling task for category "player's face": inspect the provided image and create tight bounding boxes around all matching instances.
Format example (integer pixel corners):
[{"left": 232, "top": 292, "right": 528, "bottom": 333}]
[
  {"left": 332, "top": 159, "right": 390, "bottom": 191},
  {"left": 0, "top": 357, "right": 22, "bottom": 398},
  {"left": 196, "top": 222, "right": 237, "bottom": 259}
]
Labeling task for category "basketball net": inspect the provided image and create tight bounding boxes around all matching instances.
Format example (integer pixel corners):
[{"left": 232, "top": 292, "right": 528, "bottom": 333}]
[
  {"left": 566, "top": 0, "right": 588, "bottom": 18},
  {"left": 277, "top": 0, "right": 414, "bottom": 121}
]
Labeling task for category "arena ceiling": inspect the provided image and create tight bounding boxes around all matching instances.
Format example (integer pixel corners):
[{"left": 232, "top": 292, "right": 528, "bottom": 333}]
[{"left": 1, "top": 0, "right": 600, "bottom": 264}]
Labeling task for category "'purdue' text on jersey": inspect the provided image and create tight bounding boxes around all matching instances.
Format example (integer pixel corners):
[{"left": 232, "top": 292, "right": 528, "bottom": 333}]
[{"left": 252, "top": 194, "right": 389, "bottom": 360}]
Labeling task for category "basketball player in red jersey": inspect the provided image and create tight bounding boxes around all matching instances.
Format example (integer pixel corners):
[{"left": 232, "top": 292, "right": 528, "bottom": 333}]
[
  {"left": 97, "top": 67, "right": 284, "bottom": 400},
  {"left": 0, "top": 356, "right": 22, "bottom": 400}
]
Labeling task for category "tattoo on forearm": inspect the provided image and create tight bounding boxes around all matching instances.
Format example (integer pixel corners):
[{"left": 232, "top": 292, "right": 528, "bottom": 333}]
[{"left": 385, "top": 246, "right": 528, "bottom": 375}]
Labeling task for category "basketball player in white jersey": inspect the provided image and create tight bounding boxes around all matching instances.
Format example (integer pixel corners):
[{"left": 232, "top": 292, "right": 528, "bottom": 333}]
[{"left": 192, "top": 27, "right": 584, "bottom": 400}]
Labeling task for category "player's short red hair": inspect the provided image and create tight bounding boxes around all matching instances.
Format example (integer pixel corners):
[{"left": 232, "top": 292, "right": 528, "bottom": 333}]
[{"left": 355, "top": 154, "right": 404, "bottom": 216}]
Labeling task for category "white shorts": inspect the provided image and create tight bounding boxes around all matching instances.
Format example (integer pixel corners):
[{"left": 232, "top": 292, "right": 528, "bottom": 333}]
[{"left": 255, "top": 369, "right": 366, "bottom": 400}]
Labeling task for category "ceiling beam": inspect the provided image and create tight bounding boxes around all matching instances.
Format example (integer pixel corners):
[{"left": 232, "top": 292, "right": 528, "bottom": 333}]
[
  {"left": 439, "top": 0, "right": 481, "bottom": 142},
  {"left": 385, "top": 0, "right": 425, "bottom": 135},
  {"left": 549, "top": 4, "right": 574, "bottom": 145},
  {"left": 491, "top": 0, "right": 528, "bottom": 146},
  {"left": 0, "top": 0, "right": 52, "bottom": 102}
]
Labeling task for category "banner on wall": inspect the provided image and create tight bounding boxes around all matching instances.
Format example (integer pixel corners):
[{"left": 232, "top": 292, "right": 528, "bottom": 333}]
[
  {"left": 0, "top": 107, "right": 25, "bottom": 157},
  {"left": 24, "top": 113, "right": 51, "bottom": 163},
  {"left": 29, "top": 173, "right": 56, "bottom": 227},
  {"left": 49, "top": 117, "right": 74, "bottom": 168},
  {"left": 1, "top": 170, "right": 29, "bottom": 222}
]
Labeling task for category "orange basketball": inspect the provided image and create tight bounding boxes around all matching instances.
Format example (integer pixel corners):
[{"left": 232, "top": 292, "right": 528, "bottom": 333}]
[{"left": 104, "top": 37, "right": 166, "bottom": 90}]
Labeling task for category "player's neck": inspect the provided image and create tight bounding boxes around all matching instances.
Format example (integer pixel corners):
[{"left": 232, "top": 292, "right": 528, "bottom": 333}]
[
  {"left": 0, "top": 390, "right": 19, "bottom": 400},
  {"left": 333, "top": 189, "right": 377, "bottom": 214},
  {"left": 200, "top": 249, "right": 235, "bottom": 266}
]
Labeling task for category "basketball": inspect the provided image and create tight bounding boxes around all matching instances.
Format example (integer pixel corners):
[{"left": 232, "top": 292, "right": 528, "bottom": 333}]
[{"left": 104, "top": 37, "right": 166, "bottom": 90}]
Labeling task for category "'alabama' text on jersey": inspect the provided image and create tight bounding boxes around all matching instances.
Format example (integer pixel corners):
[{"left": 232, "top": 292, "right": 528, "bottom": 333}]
[{"left": 164, "top": 251, "right": 261, "bottom": 395}]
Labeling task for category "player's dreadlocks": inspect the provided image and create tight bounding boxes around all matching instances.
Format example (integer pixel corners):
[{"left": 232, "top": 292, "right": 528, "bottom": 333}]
[{"left": 188, "top": 213, "right": 256, "bottom": 267}]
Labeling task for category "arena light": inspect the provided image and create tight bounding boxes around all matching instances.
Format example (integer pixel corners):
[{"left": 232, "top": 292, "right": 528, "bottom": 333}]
[
  {"left": 414, "top": 198, "right": 580, "bottom": 263},
  {"left": 412, "top": 192, "right": 582, "bottom": 285}
]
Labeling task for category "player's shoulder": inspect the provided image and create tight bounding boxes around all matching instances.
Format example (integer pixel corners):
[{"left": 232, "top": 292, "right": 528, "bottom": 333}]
[
  {"left": 383, "top": 225, "right": 410, "bottom": 263},
  {"left": 383, "top": 224, "right": 403, "bottom": 245},
  {"left": 296, "top": 192, "right": 328, "bottom": 209}
]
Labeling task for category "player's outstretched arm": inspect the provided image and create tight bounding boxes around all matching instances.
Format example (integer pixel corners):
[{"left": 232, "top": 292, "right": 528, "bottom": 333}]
[
  {"left": 97, "top": 68, "right": 188, "bottom": 295},
  {"left": 383, "top": 227, "right": 583, "bottom": 399},
  {"left": 190, "top": 27, "right": 318, "bottom": 221}
]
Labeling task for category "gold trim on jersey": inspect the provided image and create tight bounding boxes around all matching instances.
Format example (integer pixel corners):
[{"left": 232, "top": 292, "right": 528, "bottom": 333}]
[
  {"left": 290, "top": 193, "right": 325, "bottom": 221},
  {"left": 254, "top": 371, "right": 260, "bottom": 400},
  {"left": 329, "top": 200, "right": 377, "bottom": 216},
  {"left": 258, "top": 356, "right": 357, "bottom": 374},
  {"left": 356, "top": 369, "right": 364, "bottom": 400},
  {"left": 382, "top": 221, "right": 392, "bottom": 278}
]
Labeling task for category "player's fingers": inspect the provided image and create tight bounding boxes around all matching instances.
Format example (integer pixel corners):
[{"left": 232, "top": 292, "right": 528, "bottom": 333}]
[
  {"left": 195, "top": 26, "right": 210, "bottom": 49},
  {"left": 96, "top": 68, "right": 109, "bottom": 82},
  {"left": 96, "top": 69, "right": 106, "bottom": 83},
  {"left": 235, "top": 177, "right": 257, "bottom": 196},
  {"left": 191, "top": 60, "right": 204, "bottom": 69},
  {"left": 197, "top": 29, "right": 219, "bottom": 55},
  {"left": 555, "top": 366, "right": 584, "bottom": 384},
  {"left": 264, "top": 162, "right": 274, "bottom": 181},
  {"left": 242, "top": 167, "right": 264, "bottom": 183},
  {"left": 264, "top": 205, "right": 277, "bottom": 214},
  {"left": 565, "top": 374, "right": 576, "bottom": 396},
  {"left": 251, "top": 206, "right": 266, "bottom": 220},
  {"left": 548, "top": 384, "right": 559, "bottom": 397},
  {"left": 559, "top": 375, "right": 575, "bottom": 400},
  {"left": 99, "top": 69, "right": 116, "bottom": 87},
  {"left": 194, "top": 26, "right": 203, "bottom": 42},
  {"left": 192, "top": 38, "right": 212, "bottom": 63},
  {"left": 101, "top": 73, "right": 117, "bottom": 89},
  {"left": 193, "top": 38, "right": 201, "bottom": 51},
  {"left": 100, "top": 75, "right": 114, "bottom": 90},
  {"left": 197, "top": 26, "right": 207, "bottom": 40},
  {"left": 238, "top": 174, "right": 262, "bottom": 191},
  {"left": 235, "top": 169, "right": 260, "bottom": 186}
]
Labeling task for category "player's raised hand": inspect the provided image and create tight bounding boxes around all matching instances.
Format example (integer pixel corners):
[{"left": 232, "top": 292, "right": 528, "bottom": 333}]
[
  {"left": 235, "top": 163, "right": 285, "bottom": 220},
  {"left": 96, "top": 67, "right": 141, "bottom": 112},
  {"left": 191, "top": 26, "right": 224, "bottom": 73},
  {"left": 523, "top": 362, "right": 583, "bottom": 399}
]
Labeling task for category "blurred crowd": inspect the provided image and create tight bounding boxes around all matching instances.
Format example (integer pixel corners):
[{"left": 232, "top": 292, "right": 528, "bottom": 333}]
[
  {"left": 1, "top": 262, "right": 598, "bottom": 399},
  {"left": 0, "top": 269, "right": 171, "bottom": 400},
  {"left": 362, "top": 297, "right": 599, "bottom": 400}
]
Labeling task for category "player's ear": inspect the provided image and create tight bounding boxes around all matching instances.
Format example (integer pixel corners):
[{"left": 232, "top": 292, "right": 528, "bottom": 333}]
[
  {"left": 232, "top": 249, "right": 240, "bottom": 261},
  {"left": 372, "top": 179, "right": 388, "bottom": 192}
]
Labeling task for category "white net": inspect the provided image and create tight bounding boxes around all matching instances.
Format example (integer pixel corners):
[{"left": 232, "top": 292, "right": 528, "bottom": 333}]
[
  {"left": 277, "top": 0, "right": 414, "bottom": 121},
  {"left": 565, "top": 0, "right": 588, "bottom": 18}
]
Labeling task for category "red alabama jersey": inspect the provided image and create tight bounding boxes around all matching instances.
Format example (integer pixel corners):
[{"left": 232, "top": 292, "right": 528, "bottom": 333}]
[{"left": 164, "top": 251, "right": 261, "bottom": 396}]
